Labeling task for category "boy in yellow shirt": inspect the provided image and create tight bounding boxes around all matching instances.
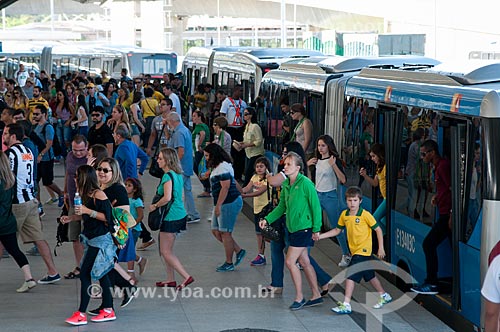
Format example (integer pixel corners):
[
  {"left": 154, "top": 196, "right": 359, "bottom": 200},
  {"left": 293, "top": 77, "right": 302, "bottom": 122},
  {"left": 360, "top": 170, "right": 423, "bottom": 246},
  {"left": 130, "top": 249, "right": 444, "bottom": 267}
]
[{"left": 313, "top": 186, "right": 392, "bottom": 314}]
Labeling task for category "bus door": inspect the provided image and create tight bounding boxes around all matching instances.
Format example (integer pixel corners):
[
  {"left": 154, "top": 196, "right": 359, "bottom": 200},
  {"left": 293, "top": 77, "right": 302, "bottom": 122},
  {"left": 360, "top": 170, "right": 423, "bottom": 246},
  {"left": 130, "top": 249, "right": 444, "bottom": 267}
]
[
  {"left": 444, "top": 116, "right": 479, "bottom": 313},
  {"left": 377, "top": 103, "right": 405, "bottom": 259}
]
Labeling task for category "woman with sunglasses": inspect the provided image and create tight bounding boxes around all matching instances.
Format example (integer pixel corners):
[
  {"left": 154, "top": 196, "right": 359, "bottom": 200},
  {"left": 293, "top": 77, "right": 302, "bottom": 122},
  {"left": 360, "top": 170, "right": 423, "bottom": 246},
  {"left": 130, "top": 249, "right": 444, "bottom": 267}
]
[
  {"left": 11, "top": 86, "right": 29, "bottom": 111},
  {"left": 235, "top": 107, "right": 264, "bottom": 186},
  {"left": 93, "top": 157, "right": 138, "bottom": 310},
  {"left": 62, "top": 164, "right": 116, "bottom": 325}
]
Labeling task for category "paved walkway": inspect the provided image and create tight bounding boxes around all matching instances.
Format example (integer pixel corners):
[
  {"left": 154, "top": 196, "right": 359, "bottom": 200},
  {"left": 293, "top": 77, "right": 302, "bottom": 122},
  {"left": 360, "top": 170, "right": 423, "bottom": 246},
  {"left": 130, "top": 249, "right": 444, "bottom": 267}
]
[{"left": 0, "top": 163, "right": 453, "bottom": 332}]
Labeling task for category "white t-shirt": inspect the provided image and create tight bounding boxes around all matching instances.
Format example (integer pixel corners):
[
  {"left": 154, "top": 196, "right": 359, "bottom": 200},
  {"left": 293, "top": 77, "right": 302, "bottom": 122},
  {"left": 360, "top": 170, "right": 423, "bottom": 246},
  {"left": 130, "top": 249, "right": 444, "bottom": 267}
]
[
  {"left": 482, "top": 255, "right": 500, "bottom": 303},
  {"left": 220, "top": 97, "right": 247, "bottom": 128},
  {"left": 315, "top": 158, "right": 338, "bottom": 193},
  {"left": 168, "top": 92, "right": 182, "bottom": 118}
]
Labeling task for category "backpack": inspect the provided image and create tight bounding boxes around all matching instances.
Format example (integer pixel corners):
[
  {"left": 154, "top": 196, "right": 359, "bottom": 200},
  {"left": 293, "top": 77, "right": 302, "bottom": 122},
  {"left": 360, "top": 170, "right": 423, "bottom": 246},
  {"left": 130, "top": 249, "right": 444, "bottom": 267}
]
[{"left": 41, "top": 123, "right": 63, "bottom": 158}]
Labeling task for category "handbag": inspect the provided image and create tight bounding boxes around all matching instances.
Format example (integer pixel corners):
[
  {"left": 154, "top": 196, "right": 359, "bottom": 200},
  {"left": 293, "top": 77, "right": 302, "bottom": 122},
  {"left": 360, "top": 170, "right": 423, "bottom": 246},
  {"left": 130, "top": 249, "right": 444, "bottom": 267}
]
[
  {"left": 261, "top": 223, "right": 283, "bottom": 242},
  {"left": 149, "top": 123, "right": 167, "bottom": 178},
  {"left": 54, "top": 205, "right": 70, "bottom": 256},
  {"left": 148, "top": 172, "right": 175, "bottom": 231}
]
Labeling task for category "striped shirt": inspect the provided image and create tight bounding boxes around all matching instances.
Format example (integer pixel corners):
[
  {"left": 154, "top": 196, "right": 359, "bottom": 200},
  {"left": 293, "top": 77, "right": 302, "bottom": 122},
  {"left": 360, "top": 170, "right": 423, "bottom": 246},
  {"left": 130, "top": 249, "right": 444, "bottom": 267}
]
[{"left": 6, "top": 143, "right": 35, "bottom": 204}]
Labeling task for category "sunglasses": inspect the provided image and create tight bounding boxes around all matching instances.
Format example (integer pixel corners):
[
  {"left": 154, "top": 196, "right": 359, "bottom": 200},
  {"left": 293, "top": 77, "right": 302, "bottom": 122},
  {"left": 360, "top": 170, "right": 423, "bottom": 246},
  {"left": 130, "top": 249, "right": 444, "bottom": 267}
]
[
  {"left": 243, "top": 113, "right": 250, "bottom": 116},
  {"left": 420, "top": 150, "right": 432, "bottom": 157},
  {"left": 96, "top": 167, "right": 112, "bottom": 174},
  {"left": 32, "top": 113, "right": 41, "bottom": 116}
]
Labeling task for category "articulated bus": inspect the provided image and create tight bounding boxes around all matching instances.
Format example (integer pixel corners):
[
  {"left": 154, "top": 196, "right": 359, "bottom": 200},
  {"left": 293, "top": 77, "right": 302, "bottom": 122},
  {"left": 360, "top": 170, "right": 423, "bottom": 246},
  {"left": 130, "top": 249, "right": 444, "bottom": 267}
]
[
  {"left": 341, "top": 63, "right": 500, "bottom": 330},
  {"left": 259, "top": 55, "right": 441, "bottom": 155},
  {"left": 182, "top": 47, "right": 324, "bottom": 104},
  {"left": 0, "top": 43, "right": 177, "bottom": 80},
  {"left": 261, "top": 59, "right": 500, "bottom": 330}
]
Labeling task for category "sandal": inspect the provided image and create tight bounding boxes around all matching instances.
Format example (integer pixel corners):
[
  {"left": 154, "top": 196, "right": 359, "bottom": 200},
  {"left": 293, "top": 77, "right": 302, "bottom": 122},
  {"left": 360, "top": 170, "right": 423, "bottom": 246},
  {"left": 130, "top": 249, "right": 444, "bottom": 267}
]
[{"left": 64, "top": 267, "right": 81, "bottom": 279}]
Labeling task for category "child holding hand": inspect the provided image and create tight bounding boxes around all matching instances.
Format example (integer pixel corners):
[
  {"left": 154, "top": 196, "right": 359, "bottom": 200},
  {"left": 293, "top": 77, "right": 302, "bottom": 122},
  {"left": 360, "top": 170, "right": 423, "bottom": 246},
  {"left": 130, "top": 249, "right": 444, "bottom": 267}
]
[{"left": 313, "top": 186, "right": 392, "bottom": 314}]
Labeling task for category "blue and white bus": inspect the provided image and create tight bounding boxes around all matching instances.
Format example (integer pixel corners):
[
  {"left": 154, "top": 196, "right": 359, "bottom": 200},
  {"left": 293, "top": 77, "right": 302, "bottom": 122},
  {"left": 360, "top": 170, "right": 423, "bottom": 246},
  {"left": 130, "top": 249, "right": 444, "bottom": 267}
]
[
  {"left": 341, "top": 62, "right": 500, "bottom": 330},
  {"left": 259, "top": 59, "right": 500, "bottom": 330}
]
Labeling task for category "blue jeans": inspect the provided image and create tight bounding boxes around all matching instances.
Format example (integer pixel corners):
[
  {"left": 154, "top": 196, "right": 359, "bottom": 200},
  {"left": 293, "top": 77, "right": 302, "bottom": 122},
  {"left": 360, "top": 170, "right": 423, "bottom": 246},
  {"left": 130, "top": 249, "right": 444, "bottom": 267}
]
[
  {"left": 269, "top": 217, "right": 332, "bottom": 288},
  {"left": 317, "top": 190, "right": 350, "bottom": 255},
  {"left": 270, "top": 217, "right": 287, "bottom": 288},
  {"left": 182, "top": 174, "right": 200, "bottom": 219}
]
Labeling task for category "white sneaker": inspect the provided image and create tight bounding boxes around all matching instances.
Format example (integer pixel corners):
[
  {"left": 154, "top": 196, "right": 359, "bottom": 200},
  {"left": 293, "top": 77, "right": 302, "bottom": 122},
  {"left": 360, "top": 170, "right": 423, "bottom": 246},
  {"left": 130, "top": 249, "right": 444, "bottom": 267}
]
[
  {"left": 338, "top": 255, "right": 352, "bottom": 267},
  {"left": 373, "top": 293, "right": 392, "bottom": 309}
]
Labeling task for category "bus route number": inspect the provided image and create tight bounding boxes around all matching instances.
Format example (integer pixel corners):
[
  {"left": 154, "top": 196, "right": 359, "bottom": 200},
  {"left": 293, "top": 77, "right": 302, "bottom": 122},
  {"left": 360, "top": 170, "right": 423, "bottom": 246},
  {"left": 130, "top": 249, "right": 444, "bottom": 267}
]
[{"left": 396, "top": 228, "right": 415, "bottom": 253}]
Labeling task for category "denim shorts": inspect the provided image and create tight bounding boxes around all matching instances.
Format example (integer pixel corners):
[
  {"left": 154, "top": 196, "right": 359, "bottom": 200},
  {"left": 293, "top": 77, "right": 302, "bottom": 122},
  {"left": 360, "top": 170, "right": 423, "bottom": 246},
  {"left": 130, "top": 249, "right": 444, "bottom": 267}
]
[
  {"left": 347, "top": 255, "right": 375, "bottom": 283},
  {"left": 288, "top": 228, "right": 314, "bottom": 248},
  {"left": 211, "top": 196, "right": 243, "bottom": 232},
  {"left": 130, "top": 123, "right": 141, "bottom": 136}
]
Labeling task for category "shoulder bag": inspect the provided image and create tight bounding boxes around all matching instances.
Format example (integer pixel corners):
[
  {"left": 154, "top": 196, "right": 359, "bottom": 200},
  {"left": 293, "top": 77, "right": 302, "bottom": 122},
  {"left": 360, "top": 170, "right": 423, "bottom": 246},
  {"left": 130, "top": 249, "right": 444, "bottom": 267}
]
[{"left": 148, "top": 172, "right": 175, "bottom": 231}]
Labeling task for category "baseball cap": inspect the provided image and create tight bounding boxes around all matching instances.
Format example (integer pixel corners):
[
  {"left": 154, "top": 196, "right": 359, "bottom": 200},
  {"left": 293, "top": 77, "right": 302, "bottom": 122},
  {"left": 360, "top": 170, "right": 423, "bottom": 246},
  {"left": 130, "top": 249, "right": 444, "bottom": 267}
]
[
  {"left": 26, "top": 77, "right": 35, "bottom": 84},
  {"left": 174, "top": 72, "right": 183, "bottom": 80},
  {"left": 86, "top": 83, "right": 95, "bottom": 88}
]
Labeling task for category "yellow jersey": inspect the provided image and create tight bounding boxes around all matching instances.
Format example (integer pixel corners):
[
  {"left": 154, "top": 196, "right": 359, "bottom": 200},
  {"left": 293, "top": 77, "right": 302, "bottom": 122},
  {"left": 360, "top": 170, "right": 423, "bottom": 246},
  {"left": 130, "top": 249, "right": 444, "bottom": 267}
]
[{"left": 337, "top": 208, "right": 378, "bottom": 256}]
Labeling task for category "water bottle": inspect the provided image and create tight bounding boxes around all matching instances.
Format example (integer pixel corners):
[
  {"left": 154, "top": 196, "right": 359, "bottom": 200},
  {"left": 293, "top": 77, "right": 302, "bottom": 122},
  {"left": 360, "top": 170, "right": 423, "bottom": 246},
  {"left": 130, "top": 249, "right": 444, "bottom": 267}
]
[{"left": 74, "top": 192, "right": 82, "bottom": 209}]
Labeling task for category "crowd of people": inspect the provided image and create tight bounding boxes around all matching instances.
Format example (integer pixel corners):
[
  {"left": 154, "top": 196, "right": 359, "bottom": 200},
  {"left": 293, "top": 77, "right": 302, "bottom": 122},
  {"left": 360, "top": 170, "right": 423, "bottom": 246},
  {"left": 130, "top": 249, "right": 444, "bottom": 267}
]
[{"left": 0, "top": 67, "right": 461, "bottom": 325}]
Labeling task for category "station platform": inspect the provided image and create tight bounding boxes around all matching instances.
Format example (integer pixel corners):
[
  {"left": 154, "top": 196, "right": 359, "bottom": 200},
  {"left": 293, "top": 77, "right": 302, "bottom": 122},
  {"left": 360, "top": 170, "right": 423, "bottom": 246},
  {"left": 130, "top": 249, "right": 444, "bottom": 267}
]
[{"left": 0, "top": 163, "right": 454, "bottom": 332}]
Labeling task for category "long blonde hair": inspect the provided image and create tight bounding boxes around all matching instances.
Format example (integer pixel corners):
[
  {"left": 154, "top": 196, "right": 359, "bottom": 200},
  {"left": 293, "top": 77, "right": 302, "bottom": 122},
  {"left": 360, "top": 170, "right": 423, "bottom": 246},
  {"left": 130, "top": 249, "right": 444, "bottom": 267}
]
[
  {"left": 159, "top": 148, "right": 183, "bottom": 174},
  {"left": 0, "top": 151, "right": 15, "bottom": 189}
]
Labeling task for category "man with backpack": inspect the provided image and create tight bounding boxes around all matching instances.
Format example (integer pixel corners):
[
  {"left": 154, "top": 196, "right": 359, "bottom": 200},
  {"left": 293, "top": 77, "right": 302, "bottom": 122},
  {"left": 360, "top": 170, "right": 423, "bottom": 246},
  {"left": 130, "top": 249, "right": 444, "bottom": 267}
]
[{"left": 33, "top": 104, "right": 64, "bottom": 210}]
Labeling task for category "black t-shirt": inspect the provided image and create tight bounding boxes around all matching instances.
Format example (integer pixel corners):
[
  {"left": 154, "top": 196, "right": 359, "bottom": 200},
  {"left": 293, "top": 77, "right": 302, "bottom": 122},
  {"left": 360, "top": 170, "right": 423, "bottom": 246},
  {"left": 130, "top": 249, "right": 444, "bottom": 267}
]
[
  {"left": 88, "top": 123, "right": 114, "bottom": 148},
  {"left": 103, "top": 182, "right": 129, "bottom": 207},
  {"left": 82, "top": 196, "right": 112, "bottom": 239}
]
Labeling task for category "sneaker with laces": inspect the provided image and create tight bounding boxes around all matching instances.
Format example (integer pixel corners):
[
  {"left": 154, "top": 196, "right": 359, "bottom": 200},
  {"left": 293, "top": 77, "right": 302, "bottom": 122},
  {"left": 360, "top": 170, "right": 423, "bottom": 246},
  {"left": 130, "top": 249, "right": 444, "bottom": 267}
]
[
  {"left": 25, "top": 246, "right": 40, "bottom": 256},
  {"left": 338, "top": 255, "right": 352, "bottom": 267},
  {"left": 38, "top": 274, "right": 61, "bottom": 284},
  {"left": 87, "top": 307, "right": 102, "bottom": 316},
  {"left": 331, "top": 302, "right": 352, "bottom": 314},
  {"left": 411, "top": 283, "right": 438, "bottom": 295},
  {"left": 138, "top": 257, "right": 148, "bottom": 275},
  {"left": 45, "top": 197, "right": 59, "bottom": 205},
  {"left": 58, "top": 195, "right": 65, "bottom": 207},
  {"left": 216, "top": 262, "right": 235, "bottom": 272},
  {"left": 235, "top": 249, "right": 246, "bottom": 266},
  {"left": 136, "top": 239, "right": 155, "bottom": 251},
  {"left": 90, "top": 308, "right": 116, "bottom": 322},
  {"left": 186, "top": 216, "right": 201, "bottom": 224},
  {"left": 65, "top": 311, "right": 87, "bottom": 326},
  {"left": 121, "top": 286, "right": 138, "bottom": 308},
  {"left": 250, "top": 254, "right": 266, "bottom": 266},
  {"left": 373, "top": 293, "right": 392, "bottom": 309},
  {"left": 16, "top": 279, "right": 37, "bottom": 293}
]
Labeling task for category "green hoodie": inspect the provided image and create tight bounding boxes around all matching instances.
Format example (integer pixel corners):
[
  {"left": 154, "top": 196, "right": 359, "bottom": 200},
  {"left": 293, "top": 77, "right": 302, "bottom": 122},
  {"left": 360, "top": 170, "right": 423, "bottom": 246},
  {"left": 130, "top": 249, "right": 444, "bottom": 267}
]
[{"left": 264, "top": 173, "right": 322, "bottom": 233}]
